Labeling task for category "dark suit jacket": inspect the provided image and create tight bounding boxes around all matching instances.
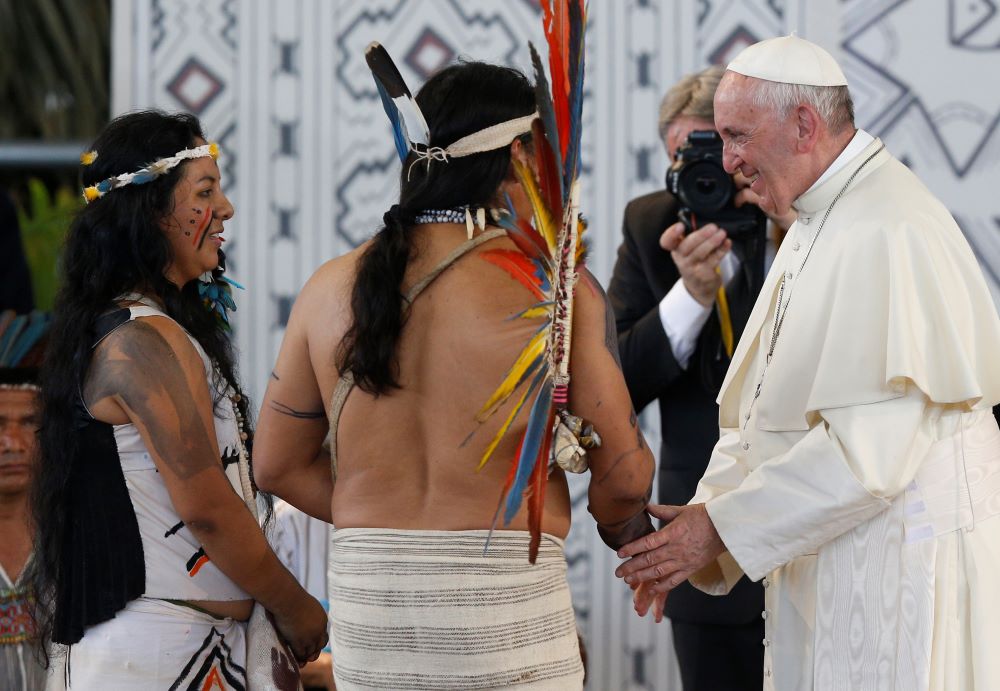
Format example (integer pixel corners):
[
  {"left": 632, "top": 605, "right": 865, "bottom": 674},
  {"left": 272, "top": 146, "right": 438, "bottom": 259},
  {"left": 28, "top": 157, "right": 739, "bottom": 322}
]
[{"left": 607, "top": 189, "right": 764, "bottom": 626}]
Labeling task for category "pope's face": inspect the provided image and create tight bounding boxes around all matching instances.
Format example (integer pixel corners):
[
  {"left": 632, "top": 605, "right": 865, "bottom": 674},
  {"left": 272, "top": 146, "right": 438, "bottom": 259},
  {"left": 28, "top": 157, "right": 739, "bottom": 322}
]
[
  {"left": 714, "top": 73, "right": 801, "bottom": 216},
  {"left": 0, "top": 388, "right": 40, "bottom": 497}
]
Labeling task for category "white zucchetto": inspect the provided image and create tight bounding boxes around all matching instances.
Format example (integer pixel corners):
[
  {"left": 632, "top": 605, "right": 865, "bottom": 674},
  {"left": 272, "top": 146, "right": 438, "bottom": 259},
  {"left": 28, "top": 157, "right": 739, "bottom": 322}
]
[{"left": 727, "top": 35, "right": 848, "bottom": 87}]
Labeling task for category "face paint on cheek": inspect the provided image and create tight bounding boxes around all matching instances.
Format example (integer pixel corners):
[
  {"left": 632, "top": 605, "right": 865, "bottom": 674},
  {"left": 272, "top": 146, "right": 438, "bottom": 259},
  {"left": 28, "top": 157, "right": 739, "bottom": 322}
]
[{"left": 190, "top": 207, "right": 212, "bottom": 249}]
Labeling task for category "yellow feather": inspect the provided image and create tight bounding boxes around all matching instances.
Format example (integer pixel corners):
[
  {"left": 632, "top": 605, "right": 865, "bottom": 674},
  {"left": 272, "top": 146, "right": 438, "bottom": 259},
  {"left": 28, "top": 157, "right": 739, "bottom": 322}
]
[
  {"left": 477, "top": 379, "right": 535, "bottom": 470},
  {"left": 512, "top": 159, "right": 558, "bottom": 256},
  {"left": 518, "top": 306, "right": 551, "bottom": 320},
  {"left": 476, "top": 330, "right": 546, "bottom": 422}
]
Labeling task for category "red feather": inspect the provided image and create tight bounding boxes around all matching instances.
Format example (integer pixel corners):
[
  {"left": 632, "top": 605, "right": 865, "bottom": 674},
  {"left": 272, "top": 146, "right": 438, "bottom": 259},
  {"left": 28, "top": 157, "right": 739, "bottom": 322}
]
[
  {"left": 532, "top": 119, "right": 563, "bottom": 225},
  {"left": 481, "top": 249, "right": 546, "bottom": 300},
  {"left": 544, "top": 0, "right": 571, "bottom": 160},
  {"left": 506, "top": 217, "right": 550, "bottom": 261},
  {"left": 526, "top": 413, "right": 553, "bottom": 564}
]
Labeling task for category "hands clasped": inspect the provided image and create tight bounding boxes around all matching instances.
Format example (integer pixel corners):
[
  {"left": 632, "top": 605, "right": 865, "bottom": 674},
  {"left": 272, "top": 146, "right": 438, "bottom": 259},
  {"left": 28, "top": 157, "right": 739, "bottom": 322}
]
[{"left": 614, "top": 503, "right": 726, "bottom": 622}]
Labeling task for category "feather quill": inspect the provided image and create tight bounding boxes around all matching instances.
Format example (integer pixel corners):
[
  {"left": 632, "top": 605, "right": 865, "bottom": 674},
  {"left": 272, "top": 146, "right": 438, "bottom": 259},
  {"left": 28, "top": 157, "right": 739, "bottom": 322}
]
[
  {"left": 473, "top": 0, "right": 590, "bottom": 562},
  {"left": 480, "top": 250, "right": 547, "bottom": 300},
  {"left": 365, "top": 42, "right": 430, "bottom": 155},
  {"left": 503, "top": 377, "right": 553, "bottom": 525},
  {"left": 476, "top": 335, "right": 546, "bottom": 422}
]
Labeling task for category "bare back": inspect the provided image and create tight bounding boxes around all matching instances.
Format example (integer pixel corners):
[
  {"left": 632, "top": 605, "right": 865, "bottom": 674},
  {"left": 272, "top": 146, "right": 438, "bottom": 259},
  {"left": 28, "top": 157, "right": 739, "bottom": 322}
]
[
  {"left": 334, "top": 225, "right": 571, "bottom": 534},
  {"left": 255, "top": 223, "right": 654, "bottom": 538}
]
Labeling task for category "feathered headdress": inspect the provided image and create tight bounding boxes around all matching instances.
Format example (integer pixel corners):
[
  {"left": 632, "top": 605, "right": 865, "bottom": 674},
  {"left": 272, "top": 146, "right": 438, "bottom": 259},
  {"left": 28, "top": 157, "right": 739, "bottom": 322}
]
[
  {"left": 0, "top": 311, "right": 51, "bottom": 389},
  {"left": 81, "top": 142, "right": 219, "bottom": 203},
  {"left": 475, "top": 0, "right": 591, "bottom": 563},
  {"left": 365, "top": 42, "right": 539, "bottom": 182}
]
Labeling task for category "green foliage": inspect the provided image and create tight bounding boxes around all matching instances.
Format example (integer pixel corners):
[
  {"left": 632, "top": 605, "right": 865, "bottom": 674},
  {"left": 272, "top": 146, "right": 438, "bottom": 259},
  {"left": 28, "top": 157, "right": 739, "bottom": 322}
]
[
  {"left": 0, "top": 0, "right": 110, "bottom": 140},
  {"left": 17, "top": 179, "right": 79, "bottom": 311}
]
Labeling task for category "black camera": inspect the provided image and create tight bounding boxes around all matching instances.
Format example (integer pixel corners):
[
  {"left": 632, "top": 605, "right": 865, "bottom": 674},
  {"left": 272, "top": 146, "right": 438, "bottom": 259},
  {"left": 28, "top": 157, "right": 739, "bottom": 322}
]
[{"left": 666, "top": 130, "right": 764, "bottom": 238}]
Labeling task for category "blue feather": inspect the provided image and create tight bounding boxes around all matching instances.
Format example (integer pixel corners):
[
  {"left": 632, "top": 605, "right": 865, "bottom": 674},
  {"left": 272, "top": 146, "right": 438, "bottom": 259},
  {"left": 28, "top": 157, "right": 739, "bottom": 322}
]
[
  {"left": 131, "top": 170, "right": 156, "bottom": 185},
  {"left": 0, "top": 315, "right": 26, "bottom": 365},
  {"left": 503, "top": 375, "right": 553, "bottom": 525},
  {"left": 219, "top": 275, "right": 245, "bottom": 290},
  {"left": 372, "top": 77, "right": 409, "bottom": 162},
  {"left": 0, "top": 312, "right": 49, "bottom": 367}
]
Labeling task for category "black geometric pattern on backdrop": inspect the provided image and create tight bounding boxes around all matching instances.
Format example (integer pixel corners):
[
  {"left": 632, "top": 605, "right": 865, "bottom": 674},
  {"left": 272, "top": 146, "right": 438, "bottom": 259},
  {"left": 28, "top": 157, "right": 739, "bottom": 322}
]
[
  {"left": 405, "top": 27, "right": 456, "bottom": 80},
  {"left": 167, "top": 57, "right": 225, "bottom": 115},
  {"left": 708, "top": 25, "right": 762, "bottom": 65},
  {"left": 333, "top": 0, "right": 529, "bottom": 248},
  {"left": 152, "top": 0, "right": 166, "bottom": 52},
  {"left": 949, "top": 0, "right": 1000, "bottom": 50},
  {"left": 221, "top": 0, "right": 239, "bottom": 52},
  {"left": 843, "top": 0, "right": 1000, "bottom": 178}
]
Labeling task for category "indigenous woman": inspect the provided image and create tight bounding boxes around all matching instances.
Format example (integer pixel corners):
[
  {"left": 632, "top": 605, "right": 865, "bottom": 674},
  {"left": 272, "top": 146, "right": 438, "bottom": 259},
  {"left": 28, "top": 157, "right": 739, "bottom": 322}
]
[
  {"left": 254, "top": 53, "right": 655, "bottom": 689},
  {"left": 32, "top": 111, "right": 327, "bottom": 689}
]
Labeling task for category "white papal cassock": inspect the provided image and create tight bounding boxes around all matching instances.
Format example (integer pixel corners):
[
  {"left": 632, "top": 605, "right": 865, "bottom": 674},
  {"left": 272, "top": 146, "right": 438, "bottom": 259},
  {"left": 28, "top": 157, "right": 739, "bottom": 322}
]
[{"left": 690, "top": 133, "right": 1000, "bottom": 691}]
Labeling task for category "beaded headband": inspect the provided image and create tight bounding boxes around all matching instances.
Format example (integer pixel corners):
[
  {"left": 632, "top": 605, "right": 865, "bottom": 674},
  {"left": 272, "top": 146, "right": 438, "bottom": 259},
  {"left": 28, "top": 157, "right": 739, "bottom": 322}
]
[{"left": 81, "top": 142, "right": 219, "bottom": 203}]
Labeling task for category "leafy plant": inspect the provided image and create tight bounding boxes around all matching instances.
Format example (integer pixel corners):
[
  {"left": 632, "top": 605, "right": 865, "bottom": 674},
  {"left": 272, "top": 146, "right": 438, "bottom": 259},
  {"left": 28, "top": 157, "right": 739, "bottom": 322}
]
[
  {"left": 0, "top": 0, "right": 110, "bottom": 140},
  {"left": 17, "top": 179, "right": 79, "bottom": 311}
]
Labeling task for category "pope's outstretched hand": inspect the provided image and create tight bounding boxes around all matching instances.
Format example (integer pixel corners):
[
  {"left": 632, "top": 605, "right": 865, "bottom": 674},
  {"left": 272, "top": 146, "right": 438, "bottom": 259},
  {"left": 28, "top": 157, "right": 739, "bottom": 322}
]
[{"left": 615, "top": 503, "right": 727, "bottom": 618}]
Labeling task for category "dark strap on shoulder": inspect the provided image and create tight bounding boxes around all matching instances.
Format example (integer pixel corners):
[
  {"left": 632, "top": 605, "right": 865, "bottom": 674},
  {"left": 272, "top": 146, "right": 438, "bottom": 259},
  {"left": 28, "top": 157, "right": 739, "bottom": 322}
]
[
  {"left": 330, "top": 228, "right": 506, "bottom": 481},
  {"left": 91, "top": 308, "right": 131, "bottom": 349}
]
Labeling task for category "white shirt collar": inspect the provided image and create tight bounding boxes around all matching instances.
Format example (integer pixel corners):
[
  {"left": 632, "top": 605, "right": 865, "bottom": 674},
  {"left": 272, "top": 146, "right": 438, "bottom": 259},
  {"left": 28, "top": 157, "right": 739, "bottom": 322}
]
[{"left": 803, "top": 128, "right": 874, "bottom": 195}]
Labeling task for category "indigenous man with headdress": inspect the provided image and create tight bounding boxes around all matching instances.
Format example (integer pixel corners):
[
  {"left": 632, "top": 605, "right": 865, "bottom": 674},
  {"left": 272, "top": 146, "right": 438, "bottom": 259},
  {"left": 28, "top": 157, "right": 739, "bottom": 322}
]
[
  {"left": 0, "top": 311, "right": 49, "bottom": 691},
  {"left": 615, "top": 35, "right": 1000, "bottom": 691}
]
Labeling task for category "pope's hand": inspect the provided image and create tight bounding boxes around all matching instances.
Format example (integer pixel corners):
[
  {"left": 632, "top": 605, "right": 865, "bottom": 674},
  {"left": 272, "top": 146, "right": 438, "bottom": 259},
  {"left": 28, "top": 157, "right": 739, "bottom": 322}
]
[
  {"left": 614, "top": 503, "right": 726, "bottom": 596},
  {"left": 660, "top": 222, "right": 731, "bottom": 307}
]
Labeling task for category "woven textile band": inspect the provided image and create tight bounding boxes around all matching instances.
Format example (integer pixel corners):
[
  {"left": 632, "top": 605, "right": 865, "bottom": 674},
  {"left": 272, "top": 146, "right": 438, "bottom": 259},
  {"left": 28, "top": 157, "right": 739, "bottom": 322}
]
[{"left": 407, "top": 112, "right": 538, "bottom": 180}]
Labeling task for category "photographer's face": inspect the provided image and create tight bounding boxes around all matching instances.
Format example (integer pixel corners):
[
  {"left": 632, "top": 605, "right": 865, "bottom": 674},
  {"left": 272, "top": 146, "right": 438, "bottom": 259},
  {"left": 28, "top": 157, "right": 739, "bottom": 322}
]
[
  {"left": 665, "top": 116, "right": 715, "bottom": 163},
  {"left": 714, "top": 74, "right": 799, "bottom": 216}
]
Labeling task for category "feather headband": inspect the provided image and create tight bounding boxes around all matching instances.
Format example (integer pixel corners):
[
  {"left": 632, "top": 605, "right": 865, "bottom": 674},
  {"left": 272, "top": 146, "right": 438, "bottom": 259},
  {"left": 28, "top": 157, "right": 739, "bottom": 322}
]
[
  {"left": 365, "top": 42, "right": 538, "bottom": 178},
  {"left": 81, "top": 142, "right": 219, "bottom": 203},
  {"left": 406, "top": 112, "right": 539, "bottom": 180}
]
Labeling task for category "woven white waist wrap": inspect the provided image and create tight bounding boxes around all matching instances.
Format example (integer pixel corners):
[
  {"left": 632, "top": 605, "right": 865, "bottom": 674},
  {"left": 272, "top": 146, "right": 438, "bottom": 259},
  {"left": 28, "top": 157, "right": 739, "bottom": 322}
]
[{"left": 327, "top": 528, "right": 584, "bottom": 690}]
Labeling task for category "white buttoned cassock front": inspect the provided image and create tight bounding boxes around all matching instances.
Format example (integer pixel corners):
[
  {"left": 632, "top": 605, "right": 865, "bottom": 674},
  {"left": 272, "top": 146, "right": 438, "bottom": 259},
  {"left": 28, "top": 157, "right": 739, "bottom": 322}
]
[{"left": 689, "top": 135, "right": 1000, "bottom": 691}]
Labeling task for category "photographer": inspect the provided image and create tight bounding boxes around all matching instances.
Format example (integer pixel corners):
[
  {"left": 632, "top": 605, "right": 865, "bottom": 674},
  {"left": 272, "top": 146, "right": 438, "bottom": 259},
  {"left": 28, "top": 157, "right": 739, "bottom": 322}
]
[{"left": 608, "top": 66, "right": 792, "bottom": 691}]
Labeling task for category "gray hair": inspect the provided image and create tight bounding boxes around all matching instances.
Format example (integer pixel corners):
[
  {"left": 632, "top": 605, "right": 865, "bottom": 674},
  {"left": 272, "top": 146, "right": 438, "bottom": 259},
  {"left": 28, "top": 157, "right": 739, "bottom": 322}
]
[
  {"left": 657, "top": 66, "right": 726, "bottom": 146},
  {"left": 745, "top": 79, "right": 855, "bottom": 133}
]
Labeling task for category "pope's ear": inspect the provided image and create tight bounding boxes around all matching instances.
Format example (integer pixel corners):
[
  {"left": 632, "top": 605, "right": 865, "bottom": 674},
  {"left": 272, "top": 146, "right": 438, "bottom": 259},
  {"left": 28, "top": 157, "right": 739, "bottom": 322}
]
[{"left": 794, "top": 103, "right": 822, "bottom": 153}]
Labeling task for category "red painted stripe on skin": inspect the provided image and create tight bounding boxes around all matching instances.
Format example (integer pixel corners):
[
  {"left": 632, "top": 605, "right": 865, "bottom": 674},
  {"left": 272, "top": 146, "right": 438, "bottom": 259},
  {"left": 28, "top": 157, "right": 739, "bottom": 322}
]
[
  {"left": 188, "top": 554, "right": 210, "bottom": 576},
  {"left": 191, "top": 207, "right": 212, "bottom": 248}
]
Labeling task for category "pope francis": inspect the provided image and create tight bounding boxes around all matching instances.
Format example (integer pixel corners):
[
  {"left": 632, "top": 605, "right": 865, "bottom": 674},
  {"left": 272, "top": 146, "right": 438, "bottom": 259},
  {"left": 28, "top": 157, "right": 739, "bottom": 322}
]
[{"left": 615, "top": 35, "right": 1000, "bottom": 691}]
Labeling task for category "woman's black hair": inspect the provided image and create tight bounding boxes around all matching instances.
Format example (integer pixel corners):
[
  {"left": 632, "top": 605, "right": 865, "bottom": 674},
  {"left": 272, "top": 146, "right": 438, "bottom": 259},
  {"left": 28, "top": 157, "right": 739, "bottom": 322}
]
[
  {"left": 30, "top": 109, "right": 258, "bottom": 657},
  {"left": 338, "top": 60, "right": 536, "bottom": 394}
]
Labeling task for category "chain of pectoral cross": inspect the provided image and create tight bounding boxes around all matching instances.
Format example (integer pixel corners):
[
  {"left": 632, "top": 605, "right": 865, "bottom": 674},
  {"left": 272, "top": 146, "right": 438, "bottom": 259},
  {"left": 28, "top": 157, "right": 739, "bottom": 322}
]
[{"left": 741, "top": 145, "right": 885, "bottom": 435}]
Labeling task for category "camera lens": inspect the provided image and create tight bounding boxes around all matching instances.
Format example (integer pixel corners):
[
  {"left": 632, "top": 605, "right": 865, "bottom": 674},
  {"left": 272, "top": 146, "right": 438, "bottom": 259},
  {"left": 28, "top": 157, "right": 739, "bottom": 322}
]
[{"left": 676, "top": 160, "right": 732, "bottom": 214}]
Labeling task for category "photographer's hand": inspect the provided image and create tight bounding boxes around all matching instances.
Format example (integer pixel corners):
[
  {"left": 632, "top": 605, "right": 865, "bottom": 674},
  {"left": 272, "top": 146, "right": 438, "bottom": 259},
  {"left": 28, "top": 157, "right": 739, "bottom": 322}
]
[
  {"left": 660, "top": 222, "right": 731, "bottom": 307},
  {"left": 733, "top": 171, "right": 797, "bottom": 231}
]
